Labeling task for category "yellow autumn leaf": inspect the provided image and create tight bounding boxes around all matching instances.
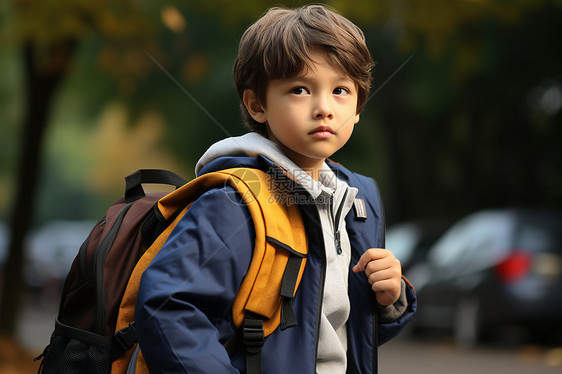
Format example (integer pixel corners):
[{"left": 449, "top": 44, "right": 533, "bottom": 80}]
[
  {"left": 88, "top": 102, "right": 188, "bottom": 195},
  {"left": 161, "top": 5, "right": 187, "bottom": 33}
]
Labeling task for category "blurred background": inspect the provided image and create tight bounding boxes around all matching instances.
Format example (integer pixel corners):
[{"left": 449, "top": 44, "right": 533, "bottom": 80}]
[{"left": 1, "top": 0, "right": 561, "bottom": 372}]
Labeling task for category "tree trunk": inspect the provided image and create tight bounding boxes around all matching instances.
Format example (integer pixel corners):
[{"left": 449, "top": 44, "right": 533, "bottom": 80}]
[{"left": 0, "top": 40, "right": 75, "bottom": 337}]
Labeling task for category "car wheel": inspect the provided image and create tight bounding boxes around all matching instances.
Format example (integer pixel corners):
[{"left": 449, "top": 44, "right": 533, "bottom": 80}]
[{"left": 454, "top": 297, "right": 482, "bottom": 348}]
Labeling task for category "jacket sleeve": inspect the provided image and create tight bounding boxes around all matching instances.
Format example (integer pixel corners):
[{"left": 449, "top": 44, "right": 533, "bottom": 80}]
[
  {"left": 376, "top": 279, "right": 408, "bottom": 323},
  {"left": 377, "top": 277, "right": 417, "bottom": 344},
  {"left": 135, "top": 186, "right": 254, "bottom": 373}
]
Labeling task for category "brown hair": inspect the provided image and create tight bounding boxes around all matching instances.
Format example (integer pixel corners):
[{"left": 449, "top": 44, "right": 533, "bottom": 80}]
[{"left": 233, "top": 4, "right": 374, "bottom": 134}]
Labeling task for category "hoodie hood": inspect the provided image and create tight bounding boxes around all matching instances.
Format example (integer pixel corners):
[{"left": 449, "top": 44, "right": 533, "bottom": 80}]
[{"left": 196, "top": 132, "right": 288, "bottom": 174}]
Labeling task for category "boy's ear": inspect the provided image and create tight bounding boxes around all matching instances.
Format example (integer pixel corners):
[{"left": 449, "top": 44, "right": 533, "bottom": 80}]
[{"left": 243, "top": 90, "right": 267, "bottom": 123}]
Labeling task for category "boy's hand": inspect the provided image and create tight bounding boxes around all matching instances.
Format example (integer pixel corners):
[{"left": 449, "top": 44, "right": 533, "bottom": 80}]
[{"left": 352, "top": 248, "right": 402, "bottom": 307}]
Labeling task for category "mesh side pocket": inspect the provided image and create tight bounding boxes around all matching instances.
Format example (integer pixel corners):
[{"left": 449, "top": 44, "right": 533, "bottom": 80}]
[{"left": 40, "top": 319, "right": 113, "bottom": 374}]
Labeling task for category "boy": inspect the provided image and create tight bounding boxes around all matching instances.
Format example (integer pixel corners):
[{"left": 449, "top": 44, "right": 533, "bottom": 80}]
[{"left": 136, "top": 5, "right": 416, "bottom": 373}]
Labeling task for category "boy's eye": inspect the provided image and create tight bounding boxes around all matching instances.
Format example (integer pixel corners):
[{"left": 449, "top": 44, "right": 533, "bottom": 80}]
[
  {"left": 290, "top": 87, "right": 309, "bottom": 95},
  {"left": 333, "top": 87, "right": 350, "bottom": 96}
]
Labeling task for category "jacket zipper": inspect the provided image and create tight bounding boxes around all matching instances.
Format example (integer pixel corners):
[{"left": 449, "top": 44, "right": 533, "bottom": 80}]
[{"left": 331, "top": 189, "right": 348, "bottom": 255}]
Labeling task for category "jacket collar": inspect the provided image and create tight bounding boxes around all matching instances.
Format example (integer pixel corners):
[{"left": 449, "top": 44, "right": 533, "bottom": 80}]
[
  {"left": 198, "top": 154, "right": 353, "bottom": 183},
  {"left": 198, "top": 154, "right": 356, "bottom": 199}
]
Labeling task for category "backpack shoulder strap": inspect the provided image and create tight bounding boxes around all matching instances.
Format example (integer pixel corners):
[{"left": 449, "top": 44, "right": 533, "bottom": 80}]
[
  {"left": 218, "top": 168, "right": 308, "bottom": 374},
  {"left": 222, "top": 168, "right": 307, "bottom": 334}
]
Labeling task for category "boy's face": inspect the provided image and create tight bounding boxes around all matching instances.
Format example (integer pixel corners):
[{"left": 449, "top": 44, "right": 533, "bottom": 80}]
[{"left": 245, "top": 48, "right": 360, "bottom": 177}]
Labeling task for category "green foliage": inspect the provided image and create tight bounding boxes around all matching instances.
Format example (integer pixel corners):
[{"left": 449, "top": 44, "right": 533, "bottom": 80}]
[{"left": 2, "top": 0, "right": 562, "bottom": 223}]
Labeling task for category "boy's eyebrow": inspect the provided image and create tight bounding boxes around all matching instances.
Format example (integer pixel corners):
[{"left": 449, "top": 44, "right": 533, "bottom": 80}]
[
  {"left": 284, "top": 76, "right": 311, "bottom": 84},
  {"left": 284, "top": 74, "right": 355, "bottom": 85}
]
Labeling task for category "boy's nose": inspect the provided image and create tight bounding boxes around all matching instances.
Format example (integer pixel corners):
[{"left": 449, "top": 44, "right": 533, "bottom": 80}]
[{"left": 313, "top": 96, "right": 334, "bottom": 120}]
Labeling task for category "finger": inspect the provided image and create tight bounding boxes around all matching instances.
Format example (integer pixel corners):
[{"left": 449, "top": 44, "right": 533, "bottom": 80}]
[
  {"left": 352, "top": 248, "right": 388, "bottom": 272},
  {"left": 370, "top": 278, "right": 400, "bottom": 293},
  {"left": 367, "top": 268, "right": 399, "bottom": 285},
  {"left": 352, "top": 263, "right": 364, "bottom": 273},
  {"left": 371, "top": 279, "right": 401, "bottom": 306},
  {"left": 364, "top": 256, "right": 399, "bottom": 275}
]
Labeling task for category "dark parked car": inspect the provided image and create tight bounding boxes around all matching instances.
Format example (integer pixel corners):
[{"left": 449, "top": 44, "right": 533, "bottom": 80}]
[{"left": 411, "top": 209, "right": 562, "bottom": 346}]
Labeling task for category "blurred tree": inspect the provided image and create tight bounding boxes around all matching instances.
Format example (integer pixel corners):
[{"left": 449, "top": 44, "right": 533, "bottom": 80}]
[
  {"left": 0, "top": 0, "right": 155, "bottom": 337},
  {"left": 1, "top": 36, "right": 78, "bottom": 337}
]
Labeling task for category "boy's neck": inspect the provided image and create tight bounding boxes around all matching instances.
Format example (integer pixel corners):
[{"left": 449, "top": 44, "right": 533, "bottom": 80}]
[
  {"left": 265, "top": 131, "right": 326, "bottom": 181},
  {"left": 304, "top": 167, "right": 322, "bottom": 182},
  {"left": 278, "top": 143, "right": 324, "bottom": 181}
]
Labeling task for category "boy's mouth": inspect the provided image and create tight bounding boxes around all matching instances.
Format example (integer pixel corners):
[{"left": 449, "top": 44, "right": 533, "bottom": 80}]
[{"left": 309, "top": 126, "right": 335, "bottom": 138}]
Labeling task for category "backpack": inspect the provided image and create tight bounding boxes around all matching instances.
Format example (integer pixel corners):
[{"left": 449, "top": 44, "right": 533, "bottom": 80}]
[{"left": 36, "top": 168, "right": 308, "bottom": 374}]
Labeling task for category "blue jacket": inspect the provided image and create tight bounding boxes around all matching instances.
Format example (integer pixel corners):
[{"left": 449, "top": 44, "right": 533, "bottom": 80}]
[{"left": 135, "top": 155, "right": 417, "bottom": 373}]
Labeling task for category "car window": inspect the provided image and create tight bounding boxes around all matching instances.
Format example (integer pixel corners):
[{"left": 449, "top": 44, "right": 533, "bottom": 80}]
[
  {"left": 516, "top": 214, "right": 562, "bottom": 253},
  {"left": 461, "top": 215, "right": 511, "bottom": 271},
  {"left": 386, "top": 224, "right": 420, "bottom": 263},
  {"left": 428, "top": 212, "right": 512, "bottom": 272},
  {"left": 428, "top": 217, "right": 473, "bottom": 268}
]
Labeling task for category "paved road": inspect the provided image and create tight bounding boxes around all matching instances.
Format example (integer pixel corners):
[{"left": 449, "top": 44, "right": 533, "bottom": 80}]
[
  {"left": 379, "top": 334, "right": 562, "bottom": 374},
  {"left": 18, "top": 301, "right": 562, "bottom": 373}
]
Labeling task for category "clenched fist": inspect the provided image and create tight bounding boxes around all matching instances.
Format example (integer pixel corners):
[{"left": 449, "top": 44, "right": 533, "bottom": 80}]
[{"left": 352, "top": 248, "right": 402, "bottom": 307}]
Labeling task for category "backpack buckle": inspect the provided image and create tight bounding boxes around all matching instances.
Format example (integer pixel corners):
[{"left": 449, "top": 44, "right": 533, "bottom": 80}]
[
  {"left": 114, "top": 322, "right": 138, "bottom": 352},
  {"left": 242, "top": 314, "right": 264, "bottom": 374},
  {"left": 242, "top": 314, "right": 264, "bottom": 353}
]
